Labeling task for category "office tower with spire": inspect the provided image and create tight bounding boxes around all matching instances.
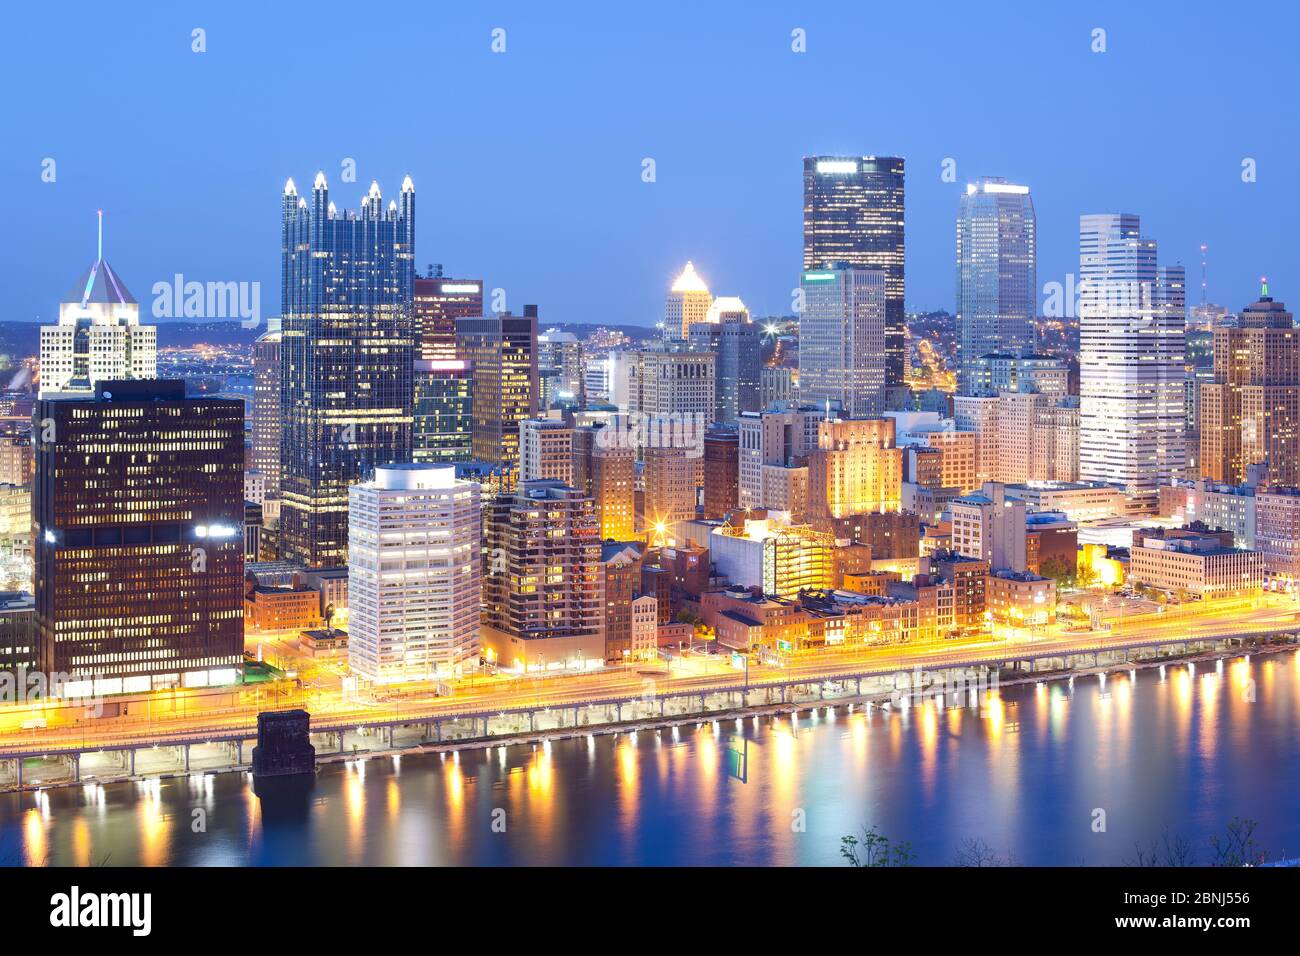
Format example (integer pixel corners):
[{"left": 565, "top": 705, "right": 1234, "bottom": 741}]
[
  {"left": 456, "top": 307, "right": 539, "bottom": 471},
  {"left": 34, "top": 380, "right": 244, "bottom": 688},
  {"left": 955, "top": 178, "right": 1036, "bottom": 392},
  {"left": 798, "top": 266, "right": 887, "bottom": 417},
  {"left": 279, "top": 173, "right": 416, "bottom": 567},
  {"left": 1200, "top": 281, "right": 1300, "bottom": 487},
  {"left": 663, "top": 261, "right": 713, "bottom": 341},
  {"left": 39, "top": 213, "right": 156, "bottom": 396},
  {"left": 348, "top": 464, "right": 481, "bottom": 683},
  {"left": 803, "top": 156, "right": 906, "bottom": 388},
  {"left": 1078, "top": 213, "right": 1185, "bottom": 508}
]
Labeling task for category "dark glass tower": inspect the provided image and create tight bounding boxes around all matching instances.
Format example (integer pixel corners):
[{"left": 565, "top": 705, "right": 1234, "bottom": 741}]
[
  {"left": 34, "top": 380, "right": 244, "bottom": 687},
  {"left": 455, "top": 308, "right": 539, "bottom": 470},
  {"left": 280, "top": 173, "right": 416, "bottom": 567},
  {"left": 803, "top": 156, "right": 906, "bottom": 389}
]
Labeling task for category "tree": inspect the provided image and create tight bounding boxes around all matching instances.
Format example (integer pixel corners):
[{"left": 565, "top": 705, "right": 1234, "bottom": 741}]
[
  {"left": 1209, "top": 817, "right": 1267, "bottom": 867},
  {"left": 840, "top": 825, "right": 915, "bottom": 867},
  {"left": 953, "top": 837, "right": 1015, "bottom": 867},
  {"left": 1039, "top": 555, "right": 1076, "bottom": 589},
  {"left": 1126, "top": 827, "right": 1196, "bottom": 866}
]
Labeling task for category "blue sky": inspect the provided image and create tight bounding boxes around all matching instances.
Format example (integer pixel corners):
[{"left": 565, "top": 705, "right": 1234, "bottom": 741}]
[{"left": 3, "top": 0, "right": 1297, "bottom": 327}]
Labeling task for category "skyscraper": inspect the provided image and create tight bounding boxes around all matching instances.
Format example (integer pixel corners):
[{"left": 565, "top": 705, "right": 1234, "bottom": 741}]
[
  {"left": 456, "top": 308, "right": 539, "bottom": 471},
  {"left": 39, "top": 218, "right": 156, "bottom": 396},
  {"left": 413, "top": 270, "right": 483, "bottom": 362},
  {"left": 803, "top": 156, "right": 905, "bottom": 387},
  {"left": 251, "top": 330, "right": 282, "bottom": 515},
  {"left": 520, "top": 418, "right": 574, "bottom": 485},
  {"left": 798, "top": 266, "right": 887, "bottom": 417},
  {"left": 689, "top": 296, "right": 761, "bottom": 422},
  {"left": 955, "top": 178, "right": 1036, "bottom": 392},
  {"left": 702, "top": 426, "right": 740, "bottom": 519},
  {"left": 280, "top": 173, "right": 416, "bottom": 567},
  {"left": 663, "top": 261, "right": 712, "bottom": 342},
  {"left": 412, "top": 358, "right": 473, "bottom": 464},
  {"left": 808, "top": 418, "right": 903, "bottom": 520},
  {"left": 1078, "top": 213, "right": 1185, "bottom": 507},
  {"left": 1199, "top": 283, "right": 1300, "bottom": 487},
  {"left": 348, "top": 464, "right": 481, "bottom": 683},
  {"left": 34, "top": 380, "right": 244, "bottom": 688}
]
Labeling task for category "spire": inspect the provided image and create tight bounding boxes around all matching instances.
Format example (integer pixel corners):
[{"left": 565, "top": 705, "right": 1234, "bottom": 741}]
[
  {"left": 367, "top": 179, "right": 382, "bottom": 200},
  {"left": 671, "top": 260, "right": 709, "bottom": 294},
  {"left": 401, "top": 174, "right": 415, "bottom": 193},
  {"left": 388, "top": 199, "right": 397, "bottom": 213},
  {"left": 284, "top": 177, "right": 297, "bottom": 197},
  {"left": 313, "top": 170, "right": 328, "bottom": 190},
  {"left": 96, "top": 209, "right": 103, "bottom": 261},
  {"left": 1262, "top": 276, "right": 1270, "bottom": 298}
]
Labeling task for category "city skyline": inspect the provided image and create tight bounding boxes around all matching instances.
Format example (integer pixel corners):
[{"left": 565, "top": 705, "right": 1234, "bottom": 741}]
[{"left": 5, "top": 3, "right": 1296, "bottom": 331}]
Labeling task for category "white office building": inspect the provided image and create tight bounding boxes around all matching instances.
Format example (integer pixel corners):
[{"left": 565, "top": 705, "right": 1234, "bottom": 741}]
[
  {"left": 1078, "top": 214, "right": 1185, "bottom": 509},
  {"left": 40, "top": 227, "right": 156, "bottom": 395},
  {"left": 347, "top": 464, "right": 481, "bottom": 683}
]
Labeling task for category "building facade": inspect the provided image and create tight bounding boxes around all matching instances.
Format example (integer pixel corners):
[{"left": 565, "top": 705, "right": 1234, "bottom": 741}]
[{"left": 280, "top": 174, "right": 416, "bottom": 566}]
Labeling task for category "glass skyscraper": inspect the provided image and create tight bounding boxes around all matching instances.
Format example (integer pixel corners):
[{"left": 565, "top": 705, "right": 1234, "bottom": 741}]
[
  {"left": 955, "top": 178, "right": 1036, "bottom": 393},
  {"left": 1078, "top": 213, "right": 1185, "bottom": 507},
  {"left": 798, "top": 266, "right": 887, "bottom": 418},
  {"left": 803, "top": 156, "right": 905, "bottom": 389},
  {"left": 280, "top": 173, "right": 416, "bottom": 567}
]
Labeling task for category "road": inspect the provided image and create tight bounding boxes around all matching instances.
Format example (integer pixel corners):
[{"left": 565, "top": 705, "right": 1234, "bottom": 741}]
[{"left": 0, "top": 597, "right": 1295, "bottom": 756}]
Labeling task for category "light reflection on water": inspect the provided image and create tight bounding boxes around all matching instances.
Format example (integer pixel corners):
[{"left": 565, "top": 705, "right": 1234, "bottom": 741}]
[{"left": 3, "top": 652, "right": 1300, "bottom": 866}]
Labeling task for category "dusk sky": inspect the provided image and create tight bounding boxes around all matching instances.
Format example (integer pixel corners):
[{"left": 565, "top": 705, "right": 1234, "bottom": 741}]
[{"left": 5, "top": 0, "right": 1297, "bottom": 327}]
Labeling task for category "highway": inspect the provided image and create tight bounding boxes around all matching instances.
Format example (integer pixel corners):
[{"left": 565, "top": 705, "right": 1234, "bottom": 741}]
[{"left": 0, "top": 596, "right": 1295, "bottom": 756}]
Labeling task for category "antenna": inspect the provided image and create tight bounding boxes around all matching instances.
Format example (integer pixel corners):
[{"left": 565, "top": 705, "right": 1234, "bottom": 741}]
[
  {"left": 1199, "top": 243, "right": 1208, "bottom": 307},
  {"left": 97, "top": 209, "right": 104, "bottom": 260}
]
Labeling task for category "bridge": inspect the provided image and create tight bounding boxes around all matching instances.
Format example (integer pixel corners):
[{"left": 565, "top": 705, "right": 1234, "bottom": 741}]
[{"left": 0, "top": 628, "right": 1294, "bottom": 791}]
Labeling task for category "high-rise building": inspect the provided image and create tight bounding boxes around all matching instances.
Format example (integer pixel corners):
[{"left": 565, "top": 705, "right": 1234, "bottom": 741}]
[
  {"left": 520, "top": 418, "right": 575, "bottom": 485},
  {"left": 538, "top": 330, "right": 586, "bottom": 407},
  {"left": 588, "top": 427, "right": 636, "bottom": 540},
  {"left": 702, "top": 427, "right": 740, "bottom": 519},
  {"left": 413, "top": 269, "right": 483, "bottom": 362},
  {"left": 251, "top": 330, "right": 282, "bottom": 514},
  {"left": 737, "top": 406, "right": 828, "bottom": 510},
  {"left": 798, "top": 267, "right": 887, "bottom": 417},
  {"left": 808, "top": 418, "right": 903, "bottom": 520},
  {"left": 39, "top": 221, "right": 156, "bottom": 396},
  {"left": 955, "top": 178, "right": 1036, "bottom": 391},
  {"left": 482, "top": 480, "right": 605, "bottom": 671},
  {"left": 413, "top": 359, "right": 473, "bottom": 464},
  {"left": 663, "top": 261, "right": 713, "bottom": 342},
  {"left": 965, "top": 353, "right": 1067, "bottom": 399},
  {"left": 347, "top": 464, "right": 481, "bottom": 683},
  {"left": 34, "top": 380, "right": 244, "bottom": 688},
  {"left": 626, "top": 347, "right": 717, "bottom": 425},
  {"left": 803, "top": 155, "right": 906, "bottom": 387},
  {"left": 1199, "top": 283, "right": 1300, "bottom": 488},
  {"left": 456, "top": 309, "right": 539, "bottom": 470},
  {"left": 280, "top": 173, "right": 416, "bottom": 567},
  {"left": 689, "top": 297, "right": 762, "bottom": 422},
  {"left": 1078, "top": 213, "right": 1185, "bottom": 507},
  {"left": 643, "top": 445, "right": 699, "bottom": 535}
]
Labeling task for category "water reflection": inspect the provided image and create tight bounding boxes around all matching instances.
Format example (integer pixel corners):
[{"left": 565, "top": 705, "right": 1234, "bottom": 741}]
[{"left": 3, "top": 652, "right": 1300, "bottom": 867}]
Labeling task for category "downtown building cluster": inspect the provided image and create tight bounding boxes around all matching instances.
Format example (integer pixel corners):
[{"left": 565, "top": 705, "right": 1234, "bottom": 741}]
[{"left": 6, "top": 153, "right": 1300, "bottom": 697}]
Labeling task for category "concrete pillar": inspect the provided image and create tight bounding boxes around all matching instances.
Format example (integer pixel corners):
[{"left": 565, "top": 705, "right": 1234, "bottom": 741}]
[
  {"left": 528, "top": 711, "right": 535, "bottom": 732},
  {"left": 129, "top": 749, "right": 136, "bottom": 775},
  {"left": 338, "top": 733, "right": 345, "bottom": 754},
  {"left": 481, "top": 717, "right": 489, "bottom": 736},
  {"left": 72, "top": 754, "right": 80, "bottom": 783},
  {"left": 16, "top": 757, "right": 22, "bottom": 790},
  {"left": 616, "top": 702, "right": 622, "bottom": 722},
  {"left": 435, "top": 721, "right": 442, "bottom": 742}
]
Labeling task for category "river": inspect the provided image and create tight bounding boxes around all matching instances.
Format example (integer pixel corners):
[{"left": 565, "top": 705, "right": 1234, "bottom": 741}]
[{"left": 3, "top": 651, "right": 1299, "bottom": 866}]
